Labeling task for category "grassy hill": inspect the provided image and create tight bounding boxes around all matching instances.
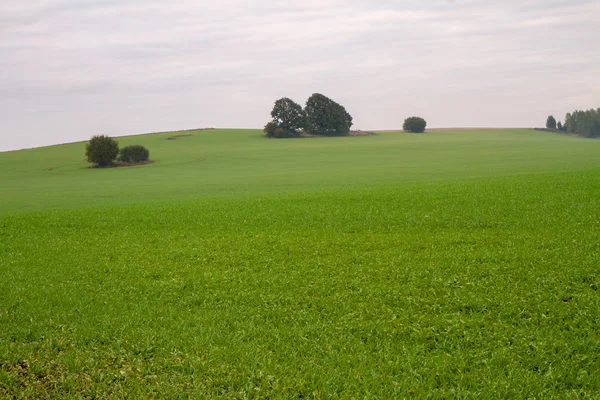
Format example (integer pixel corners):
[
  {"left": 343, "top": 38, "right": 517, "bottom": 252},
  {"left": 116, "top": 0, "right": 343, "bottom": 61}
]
[
  {"left": 1, "top": 129, "right": 599, "bottom": 397},
  {"left": 1, "top": 128, "right": 598, "bottom": 212}
]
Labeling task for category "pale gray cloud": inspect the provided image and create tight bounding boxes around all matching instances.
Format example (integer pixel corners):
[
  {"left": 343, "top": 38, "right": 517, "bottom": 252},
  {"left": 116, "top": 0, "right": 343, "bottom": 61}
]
[{"left": 1, "top": 0, "right": 599, "bottom": 151}]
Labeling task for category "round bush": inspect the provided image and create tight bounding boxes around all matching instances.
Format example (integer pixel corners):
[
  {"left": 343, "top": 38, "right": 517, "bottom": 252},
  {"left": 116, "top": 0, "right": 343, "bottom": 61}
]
[
  {"left": 403, "top": 117, "right": 427, "bottom": 133},
  {"left": 119, "top": 145, "right": 150, "bottom": 164},
  {"left": 85, "top": 135, "right": 119, "bottom": 167},
  {"left": 264, "top": 122, "right": 278, "bottom": 138}
]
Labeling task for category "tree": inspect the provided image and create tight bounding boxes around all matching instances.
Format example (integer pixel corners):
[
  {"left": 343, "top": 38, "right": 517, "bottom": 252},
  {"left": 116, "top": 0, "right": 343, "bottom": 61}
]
[
  {"left": 304, "top": 93, "right": 353, "bottom": 136},
  {"left": 270, "top": 97, "right": 306, "bottom": 135},
  {"left": 557, "top": 121, "right": 563, "bottom": 131},
  {"left": 403, "top": 117, "right": 427, "bottom": 133},
  {"left": 546, "top": 115, "right": 557, "bottom": 130},
  {"left": 119, "top": 145, "right": 149, "bottom": 164},
  {"left": 85, "top": 135, "right": 119, "bottom": 167},
  {"left": 564, "top": 108, "right": 600, "bottom": 138},
  {"left": 564, "top": 112, "right": 574, "bottom": 133}
]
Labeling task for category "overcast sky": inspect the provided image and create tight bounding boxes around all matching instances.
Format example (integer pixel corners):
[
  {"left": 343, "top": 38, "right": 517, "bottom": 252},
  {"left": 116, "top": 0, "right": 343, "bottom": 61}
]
[{"left": 1, "top": 0, "right": 599, "bottom": 151}]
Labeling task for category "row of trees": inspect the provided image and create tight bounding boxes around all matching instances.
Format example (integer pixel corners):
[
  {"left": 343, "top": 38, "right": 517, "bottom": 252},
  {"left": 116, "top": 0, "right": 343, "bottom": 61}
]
[
  {"left": 264, "top": 93, "right": 353, "bottom": 138},
  {"left": 85, "top": 135, "right": 150, "bottom": 167},
  {"left": 546, "top": 108, "right": 600, "bottom": 138}
]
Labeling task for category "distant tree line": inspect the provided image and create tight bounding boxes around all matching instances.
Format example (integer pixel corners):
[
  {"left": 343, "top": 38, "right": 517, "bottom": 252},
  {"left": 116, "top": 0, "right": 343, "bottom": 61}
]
[
  {"left": 564, "top": 109, "right": 600, "bottom": 138},
  {"left": 264, "top": 93, "right": 353, "bottom": 138},
  {"left": 546, "top": 108, "right": 600, "bottom": 138}
]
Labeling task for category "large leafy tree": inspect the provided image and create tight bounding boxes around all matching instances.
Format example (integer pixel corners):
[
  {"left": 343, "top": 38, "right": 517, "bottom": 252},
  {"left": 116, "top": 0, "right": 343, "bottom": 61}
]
[
  {"left": 546, "top": 115, "right": 557, "bottom": 129},
  {"left": 85, "top": 135, "right": 119, "bottom": 167},
  {"left": 403, "top": 117, "right": 427, "bottom": 133},
  {"left": 304, "top": 93, "right": 353, "bottom": 136},
  {"left": 270, "top": 97, "right": 306, "bottom": 134}
]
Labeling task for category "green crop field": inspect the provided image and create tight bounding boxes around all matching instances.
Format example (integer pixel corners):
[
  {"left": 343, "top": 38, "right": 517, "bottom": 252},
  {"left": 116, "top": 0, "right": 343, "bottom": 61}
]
[{"left": 1, "top": 129, "right": 599, "bottom": 398}]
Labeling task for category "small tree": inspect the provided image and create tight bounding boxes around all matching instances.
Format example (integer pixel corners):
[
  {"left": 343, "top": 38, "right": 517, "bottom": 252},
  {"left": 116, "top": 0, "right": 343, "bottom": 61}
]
[
  {"left": 557, "top": 121, "right": 563, "bottom": 131},
  {"left": 263, "top": 121, "right": 278, "bottom": 138},
  {"left": 304, "top": 93, "right": 353, "bottom": 135},
  {"left": 403, "top": 117, "right": 427, "bottom": 133},
  {"left": 119, "top": 145, "right": 149, "bottom": 164},
  {"left": 546, "top": 115, "right": 557, "bottom": 129},
  {"left": 85, "top": 135, "right": 119, "bottom": 167}
]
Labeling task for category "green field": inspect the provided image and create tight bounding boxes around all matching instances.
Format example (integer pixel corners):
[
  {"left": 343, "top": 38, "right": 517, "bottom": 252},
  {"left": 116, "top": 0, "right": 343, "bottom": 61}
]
[{"left": 1, "top": 129, "right": 599, "bottom": 398}]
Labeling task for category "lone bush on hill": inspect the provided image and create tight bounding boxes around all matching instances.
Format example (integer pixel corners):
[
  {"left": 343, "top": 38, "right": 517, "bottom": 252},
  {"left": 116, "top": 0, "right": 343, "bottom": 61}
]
[
  {"left": 403, "top": 117, "right": 427, "bottom": 133},
  {"left": 119, "top": 145, "right": 150, "bottom": 164},
  {"left": 85, "top": 135, "right": 119, "bottom": 167},
  {"left": 305, "top": 93, "right": 353, "bottom": 136},
  {"left": 546, "top": 115, "right": 557, "bottom": 130}
]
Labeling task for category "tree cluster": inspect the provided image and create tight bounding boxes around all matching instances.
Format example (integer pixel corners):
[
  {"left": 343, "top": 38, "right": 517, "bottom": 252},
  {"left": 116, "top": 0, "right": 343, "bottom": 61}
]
[
  {"left": 264, "top": 94, "right": 353, "bottom": 138},
  {"left": 563, "top": 109, "right": 600, "bottom": 138},
  {"left": 85, "top": 135, "right": 150, "bottom": 167}
]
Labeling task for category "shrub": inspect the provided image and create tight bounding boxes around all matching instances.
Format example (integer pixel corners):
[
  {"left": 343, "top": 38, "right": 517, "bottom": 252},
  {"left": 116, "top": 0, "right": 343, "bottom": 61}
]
[
  {"left": 119, "top": 145, "right": 150, "bottom": 164},
  {"left": 274, "top": 128, "right": 286, "bottom": 138},
  {"left": 85, "top": 135, "right": 119, "bottom": 167},
  {"left": 403, "top": 117, "right": 427, "bottom": 133},
  {"left": 304, "top": 93, "right": 353, "bottom": 136},
  {"left": 264, "top": 122, "right": 278, "bottom": 138}
]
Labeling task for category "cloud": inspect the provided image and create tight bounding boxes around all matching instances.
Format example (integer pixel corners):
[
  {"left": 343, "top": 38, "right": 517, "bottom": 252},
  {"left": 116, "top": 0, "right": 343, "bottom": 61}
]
[{"left": 0, "top": 0, "right": 599, "bottom": 150}]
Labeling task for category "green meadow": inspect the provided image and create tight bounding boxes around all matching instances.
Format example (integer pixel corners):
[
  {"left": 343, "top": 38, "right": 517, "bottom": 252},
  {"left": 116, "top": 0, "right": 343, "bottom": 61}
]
[{"left": 1, "top": 129, "right": 599, "bottom": 398}]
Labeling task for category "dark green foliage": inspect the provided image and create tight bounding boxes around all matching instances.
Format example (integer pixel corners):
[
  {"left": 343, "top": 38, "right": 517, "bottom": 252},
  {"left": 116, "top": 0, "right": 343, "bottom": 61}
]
[
  {"left": 264, "top": 98, "right": 306, "bottom": 138},
  {"left": 264, "top": 123, "right": 292, "bottom": 138},
  {"left": 85, "top": 135, "right": 119, "bottom": 167},
  {"left": 403, "top": 117, "right": 427, "bottom": 133},
  {"left": 564, "top": 108, "right": 600, "bottom": 138},
  {"left": 270, "top": 98, "right": 306, "bottom": 134},
  {"left": 304, "top": 93, "right": 353, "bottom": 136},
  {"left": 263, "top": 122, "right": 278, "bottom": 138},
  {"left": 264, "top": 94, "right": 353, "bottom": 138},
  {"left": 119, "top": 145, "right": 150, "bottom": 164},
  {"left": 546, "top": 115, "right": 557, "bottom": 129},
  {"left": 557, "top": 121, "right": 563, "bottom": 131},
  {"left": 274, "top": 127, "right": 286, "bottom": 138}
]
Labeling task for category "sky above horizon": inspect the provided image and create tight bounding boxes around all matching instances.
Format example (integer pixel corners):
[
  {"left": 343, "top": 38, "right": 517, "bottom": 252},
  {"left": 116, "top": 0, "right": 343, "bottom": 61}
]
[{"left": 1, "top": 0, "right": 599, "bottom": 151}]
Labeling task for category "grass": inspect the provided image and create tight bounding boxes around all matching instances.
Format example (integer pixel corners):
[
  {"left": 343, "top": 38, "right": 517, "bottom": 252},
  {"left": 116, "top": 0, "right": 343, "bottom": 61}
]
[
  {"left": 1, "top": 128, "right": 598, "bottom": 212},
  {"left": 1, "top": 129, "right": 599, "bottom": 397}
]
